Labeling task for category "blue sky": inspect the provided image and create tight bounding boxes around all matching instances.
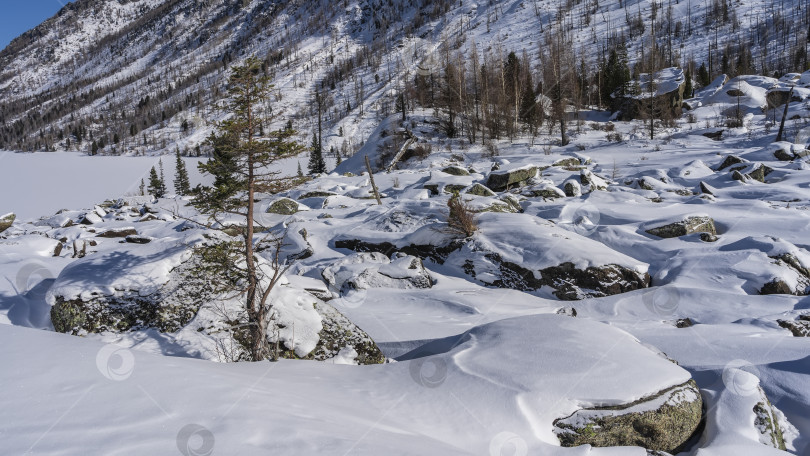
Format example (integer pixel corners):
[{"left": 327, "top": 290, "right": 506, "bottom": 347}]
[{"left": 0, "top": 0, "right": 75, "bottom": 51}]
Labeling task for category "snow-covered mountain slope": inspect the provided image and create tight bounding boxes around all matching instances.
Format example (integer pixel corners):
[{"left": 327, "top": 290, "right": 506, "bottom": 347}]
[{"left": 2, "top": 0, "right": 809, "bottom": 156}]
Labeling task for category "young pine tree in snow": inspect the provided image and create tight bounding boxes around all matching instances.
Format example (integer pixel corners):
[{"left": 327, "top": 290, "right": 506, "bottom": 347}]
[
  {"left": 147, "top": 166, "right": 165, "bottom": 198},
  {"left": 308, "top": 130, "right": 326, "bottom": 174},
  {"left": 174, "top": 148, "right": 191, "bottom": 195},
  {"left": 191, "top": 57, "right": 305, "bottom": 362},
  {"left": 297, "top": 161, "right": 304, "bottom": 177}
]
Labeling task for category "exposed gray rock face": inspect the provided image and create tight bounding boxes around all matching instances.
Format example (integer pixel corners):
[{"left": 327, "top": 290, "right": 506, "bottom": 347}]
[
  {"left": 554, "top": 380, "right": 702, "bottom": 454},
  {"left": 646, "top": 216, "right": 716, "bottom": 239},
  {"left": 486, "top": 166, "right": 537, "bottom": 192}
]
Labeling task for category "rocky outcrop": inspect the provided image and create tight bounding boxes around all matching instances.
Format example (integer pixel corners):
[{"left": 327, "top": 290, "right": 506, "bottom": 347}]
[
  {"left": 486, "top": 166, "right": 537, "bottom": 192},
  {"left": 759, "top": 253, "right": 810, "bottom": 295},
  {"left": 554, "top": 380, "right": 702, "bottom": 453},
  {"left": 646, "top": 216, "right": 716, "bottom": 239},
  {"left": 0, "top": 213, "right": 14, "bottom": 233}
]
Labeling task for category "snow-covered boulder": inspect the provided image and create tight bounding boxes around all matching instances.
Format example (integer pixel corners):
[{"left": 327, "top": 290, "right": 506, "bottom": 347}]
[
  {"left": 554, "top": 379, "right": 702, "bottom": 452},
  {"left": 266, "top": 197, "right": 307, "bottom": 215},
  {"left": 486, "top": 165, "right": 537, "bottom": 192},
  {"left": 465, "top": 183, "right": 496, "bottom": 197},
  {"left": 48, "top": 240, "right": 384, "bottom": 364},
  {"left": 322, "top": 252, "right": 433, "bottom": 293},
  {"left": 0, "top": 213, "right": 14, "bottom": 233},
  {"left": 563, "top": 179, "right": 582, "bottom": 197},
  {"left": 423, "top": 170, "right": 474, "bottom": 195},
  {"left": 441, "top": 165, "right": 470, "bottom": 176},
  {"left": 731, "top": 163, "right": 774, "bottom": 183},
  {"left": 645, "top": 215, "right": 717, "bottom": 239},
  {"left": 777, "top": 315, "right": 810, "bottom": 337}
]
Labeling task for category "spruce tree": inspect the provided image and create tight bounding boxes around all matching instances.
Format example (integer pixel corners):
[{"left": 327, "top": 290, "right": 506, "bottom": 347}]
[
  {"left": 697, "top": 62, "right": 711, "bottom": 88},
  {"left": 308, "top": 130, "right": 326, "bottom": 174},
  {"left": 174, "top": 148, "right": 191, "bottom": 195},
  {"left": 147, "top": 166, "right": 165, "bottom": 198}
]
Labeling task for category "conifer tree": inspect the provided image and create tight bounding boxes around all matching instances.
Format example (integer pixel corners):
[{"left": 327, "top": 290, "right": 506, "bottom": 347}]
[
  {"left": 174, "top": 148, "right": 191, "bottom": 195},
  {"left": 191, "top": 57, "right": 305, "bottom": 362},
  {"left": 308, "top": 130, "right": 326, "bottom": 174},
  {"left": 147, "top": 166, "right": 165, "bottom": 198}
]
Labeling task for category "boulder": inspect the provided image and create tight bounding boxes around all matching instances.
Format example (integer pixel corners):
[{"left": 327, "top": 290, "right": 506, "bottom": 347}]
[
  {"left": 281, "top": 300, "right": 385, "bottom": 365},
  {"left": 125, "top": 235, "right": 153, "bottom": 244},
  {"left": 552, "top": 157, "right": 581, "bottom": 168},
  {"left": 730, "top": 163, "right": 774, "bottom": 183},
  {"left": 96, "top": 228, "right": 138, "bottom": 238},
  {"left": 753, "top": 388, "right": 789, "bottom": 450},
  {"left": 522, "top": 183, "right": 566, "bottom": 199},
  {"left": 298, "top": 191, "right": 336, "bottom": 200},
  {"left": 759, "top": 253, "right": 810, "bottom": 295},
  {"left": 716, "top": 154, "right": 745, "bottom": 171},
  {"left": 441, "top": 166, "right": 470, "bottom": 176},
  {"left": 777, "top": 315, "right": 810, "bottom": 337},
  {"left": 646, "top": 216, "right": 716, "bottom": 238},
  {"left": 699, "top": 181, "right": 717, "bottom": 195},
  {"left": 0, "top": 213, "right": 15, "bottom": 233},
  {"left": 563, "top": 179, "right": 582, "bottom": 197},
  {"left": 554, "top": 380, "right": 702, "bottom": 453},
  {"left": 465, "top": 183, "right": 496, "bottom": 197},
  {"left": 267, "top": 197, "right": 302, "bottom": 215},
  {"left": 580, "top": 170, "right": 608, "bottom": 192},
  {"left": 322, "top": 252, "right": 434, "bottom": 292},
  {"left": 486, "top": 166, "right": 537, "bottom": 192}
]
